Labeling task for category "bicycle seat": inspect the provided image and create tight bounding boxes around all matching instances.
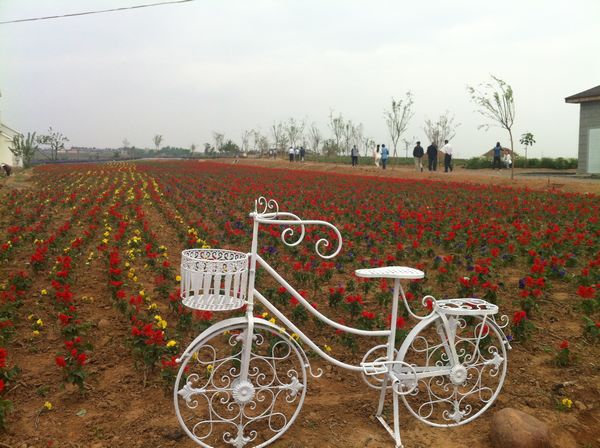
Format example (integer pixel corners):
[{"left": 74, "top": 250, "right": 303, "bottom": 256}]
[
  {"left": 355, "top": 266, "right": 424, "bottom": 280},
  {"left": 435, "top": 298, "right": 498, "bottom": 316}
]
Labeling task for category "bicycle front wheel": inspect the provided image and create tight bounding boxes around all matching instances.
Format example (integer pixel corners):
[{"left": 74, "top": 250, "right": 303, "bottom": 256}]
[
  {"left": 398, "top": 315, "right": 507, "bottom": 427},
  {"left": 174, "top": 319, "right": 307, "bottom": 447}
]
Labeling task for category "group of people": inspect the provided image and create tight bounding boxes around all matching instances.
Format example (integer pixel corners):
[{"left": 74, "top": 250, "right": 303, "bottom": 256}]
[
  {"left": 492, "top": 142, "right": 512, "bottom": 169},
  {"left": 372, "top": 144, "right": 390, "bottom": 169},
  {"left": 288, "top": 146, "right": 306, "bottom": 162},
  {"left": 412, "top": 140, "right": 454, "bottom": 173}
]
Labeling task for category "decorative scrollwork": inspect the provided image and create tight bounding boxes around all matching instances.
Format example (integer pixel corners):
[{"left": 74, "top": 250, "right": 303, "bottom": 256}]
[
  {"left": 175, "top": 321, "right": 307, "bottom": 447},
  {"left": 251, "top": 197, "right": 343, "bottom": 259},
  {"left": 254, "top": 196, "right": 279, "bottom": 216}
]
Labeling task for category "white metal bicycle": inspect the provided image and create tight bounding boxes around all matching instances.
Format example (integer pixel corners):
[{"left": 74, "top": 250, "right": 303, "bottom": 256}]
[{"left": 174, "top": 197, "right": 511, "bottom": 448}]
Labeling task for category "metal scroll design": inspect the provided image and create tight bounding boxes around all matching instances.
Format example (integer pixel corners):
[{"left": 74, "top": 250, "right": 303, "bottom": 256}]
[
  {"left": 252, "top": 197, "right": 342, "bottom": 259},
  {"left": 176, "top": 326, "right": 306, "bottom": 447},
  {"left": 401, "top": 316, "right": 507, "bottom": 426}
]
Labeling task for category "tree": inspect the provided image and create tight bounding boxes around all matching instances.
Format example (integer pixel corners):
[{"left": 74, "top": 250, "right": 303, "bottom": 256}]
[
  {"left": 384, "top": 92, "right": 414, "bottom": 157},
  {"left": 9, "top": 132, "right": 38, "bottom": 168},
  {"left": 212, "top": 132, "right": 224, "bottom": 153},
  {"left": 153, "top": 134, "right": 163, "bottom": 151},
  {"left": 402, "top": 136, "right": 417, "bottom": 159},
  {"left": 37, "top": 127, "right": 69, "bottom": 160},
  {"left": 221, "top": 139, "right": 240, "bottom": 153},
  {"left": 241, "top": 130, "right": 251, "bottom": 154},
  {"left": 363, "top": 137, "right": 375, "bottom": 157},
  {"left": 519, "top": 132, "right": 536, "bottom": 167},
  {"left": 423, "top": 112, "right": 460, "bottom": 148},
  {"left": 328, "top": 110, "right": 345, "bottom": 153},
  {"left": 308, "top": 124, "right": 322, "bottom": 154},
  {"left": 342, "top": 120, "right": 356, "bottom": 156},
  {"left": 285, "top": 118, "right": 305, "bottom": 149},
  {"left": 467, "top": 75, "right": 516, "bottom": 179},
  {"left": 270, "top": 122, "right": 287, "bottom": 155},
  {"left": 204, "top": 142, "right": 214, "bottom": 155}
]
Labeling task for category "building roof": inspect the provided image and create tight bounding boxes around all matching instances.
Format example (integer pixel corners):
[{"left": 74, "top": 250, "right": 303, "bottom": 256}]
[
  {"left": 0, "top": 122, "right": 19, "bottom": 139},
  {"left": 565, "top": 85, "right": 600, "bottom": 103}
]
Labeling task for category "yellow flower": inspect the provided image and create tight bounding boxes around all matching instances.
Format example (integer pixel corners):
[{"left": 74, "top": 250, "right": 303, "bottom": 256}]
[
  {"left": 324, "top": 345, "right": 332, "bottom": 353},
  {"left": 125, "top": 262, "right": 130, "bottom": 267},
  {"left": 261, "top": 312, "right": 269, "bottom": 318},
  {"left": 148, "top": 303, "right": 158, "bottom": 311},
  {"left": 291, "top": 333, "right": 300, "bottom": 341},
  {"left": 268, "top": 317, "right": 276, "bottom": 324},
  {"left": 36, "top": 319, "right": 43, "bottom": 327},
  {"left": 32, "top": 330, "right": 40, "bottom": 337},
  {"left": 101, "top": 238, "right": 108, "bottom": 244},
  {"left": 207, "top": 364, "right": 214, "bottom": 373},
  {"left": 139, "top": 290, "right": 145, "bottom": 296},
  {"left": 28, "top": 314, "right": 34, "bottom": 320},
  {"left": 175, "top": 275, "right": 181, "bottom": 282},
  {"left": 41, "top": 289, "right": 48, "bottom": 296},
  {"left": 133, "top": 276, "right": 138, "bottom": 282},
  {"left": 561, "top": 398, "right": 572, "bottom": 408},
  {"left": 166, "top": 340, "right": 177, "bottom": 348},
  {"left": 43, "top": 401, "right": 53, "bottom": 411}
]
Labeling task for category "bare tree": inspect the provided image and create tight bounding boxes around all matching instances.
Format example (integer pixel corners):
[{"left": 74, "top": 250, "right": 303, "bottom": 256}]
[
  {"left": 328, "top": 110, "right": 345, "bottom": 155},
  {"left": 190, "top": 143, "right": 197, "bottom": 155},
  {"left": 285, "top": 118, "right": 305, "bottom": 148},
  {"left": 152, "top": 134, "right": 163, "bottom": 151},
  {"left": 212, "top": 131, "right": 224, "bottom": 153},
  {"left": 241, "top": 130, "right": 251, "bottom": 154},
  {"left": 402, "top": 136, "right": 417, "bottom": 159},
  {"left": 423, "top": 112, "right": 460, "bottom": 148},
  {"left": 363, "top": 137, "right": 375, "bottom": 157},
  {"left": 270, "top": 122, "right": 287, "bottom": 155},
  {"left": 353, "top": 123, "right": 364, "bottom": 156},
  {"left": 308, "top": 123, "right": 322, "bottom": 154},
  {"left": 384, "top": 92, "right": 414, "bottom": 157},
  {"left": 467, "top": 75, "right": 516, "bottom": 178},
  {"left": 342, "top": 120, "right": 356, "bottom": 156},
  {"left": 37, "top": 127, "right": 69, "bottom": 160}
]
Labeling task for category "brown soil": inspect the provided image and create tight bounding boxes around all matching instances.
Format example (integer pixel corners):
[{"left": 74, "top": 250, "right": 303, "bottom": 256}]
[{"left": 0, "top": 160, "right": 598, "bottom": 448}]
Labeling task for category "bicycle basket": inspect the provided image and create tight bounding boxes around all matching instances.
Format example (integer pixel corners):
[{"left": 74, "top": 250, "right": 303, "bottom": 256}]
[{"left": 180, "top": 249, "right": 248, "bottom": 311}]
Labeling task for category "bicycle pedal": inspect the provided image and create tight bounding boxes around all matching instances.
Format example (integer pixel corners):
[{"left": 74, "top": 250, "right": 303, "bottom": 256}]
[{"left": 360, "top": 361, "right": 389, "bottom": 375}]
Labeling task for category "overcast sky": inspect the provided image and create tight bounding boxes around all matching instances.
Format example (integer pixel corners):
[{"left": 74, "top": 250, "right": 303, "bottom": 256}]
[{"left": 1, "top": 0, "right": 599, "bottom": 158}]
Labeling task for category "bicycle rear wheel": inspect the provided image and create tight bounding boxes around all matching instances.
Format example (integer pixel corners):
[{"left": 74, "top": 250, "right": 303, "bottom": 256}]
[{"left": 398, "top": 315, "right": 507, "bottom": 427}]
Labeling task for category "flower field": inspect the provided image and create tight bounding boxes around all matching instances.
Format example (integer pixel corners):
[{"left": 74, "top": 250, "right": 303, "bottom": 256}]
[{"left": 0, "top": 160, "right": 599, "bottom": 447}]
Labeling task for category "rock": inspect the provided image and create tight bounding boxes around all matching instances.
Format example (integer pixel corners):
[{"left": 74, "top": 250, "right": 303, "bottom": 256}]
[
  {"left": 97, "top": 318, "right": 110, "bottom": 329},
  {"left": 490, "top": 408, "right": 551, "bottom": 448}
]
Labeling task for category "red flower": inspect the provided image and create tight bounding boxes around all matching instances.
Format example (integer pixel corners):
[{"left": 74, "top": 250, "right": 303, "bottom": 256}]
[
  {"left": 513, "top": 310, "right": 527, "bottom": 324},
  {"left": 0, "top": 378, "right": 4, "bottom": 393},
  {"left": 577, "top": 285, "right": 595, "bottom": 299},
  {"left": 55, "top": 356, "right": 67, "bottom": 368},
  {"left": 77, "top": 353, "right": 87, "bottom": 366},
  {"left": 559, "top": 340, "right": 569, "bottom": 350}
]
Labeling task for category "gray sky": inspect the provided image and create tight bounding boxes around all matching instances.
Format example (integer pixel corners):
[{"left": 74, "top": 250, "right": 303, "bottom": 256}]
[{"left": 1, "top": 0, "right": 599, "bottom": 158}]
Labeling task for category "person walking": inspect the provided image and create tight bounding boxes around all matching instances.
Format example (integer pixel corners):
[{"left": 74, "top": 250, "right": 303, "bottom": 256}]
[
  {"left": 441, "top": 139, "right": 453, "bottom": 172},
  {"left": 381, "top": 144, "right": 389, "bottom": 169},
  {"left": 300, "top": 146, "right": 305, "bottom": 162},
  {"left": 492, "top": 142, "right": 502, "bottom": 170},
  {"left": 426, "top": 142, "right": 438, "bottom": 171},
  {"left": 413, "top": 141, "right": 424, "bottom": 172},
  {"left": 288, "top": 146, "right": 294, "bottom": 162},
  {"left": 294, "top": 146, "right": 300, "bottom": 162},
  {"left": 374, "top": 144, "right": 381, "bottom": 168},
  {"left": 351, "top": 144, "right": 359, "bottom": 167}
]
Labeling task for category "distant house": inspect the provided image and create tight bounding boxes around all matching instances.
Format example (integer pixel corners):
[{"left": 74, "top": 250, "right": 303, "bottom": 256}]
[
  {"left": 0, "top": 122, "right": 20, "bottom": 167},
  {"left": 565, "top": 84, "right": 600, "bottom": 174}
]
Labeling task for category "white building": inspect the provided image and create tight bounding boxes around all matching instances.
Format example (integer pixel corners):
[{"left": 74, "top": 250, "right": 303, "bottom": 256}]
[{"left": 0, "top": 122, "right": 20, "bottom": 167}]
